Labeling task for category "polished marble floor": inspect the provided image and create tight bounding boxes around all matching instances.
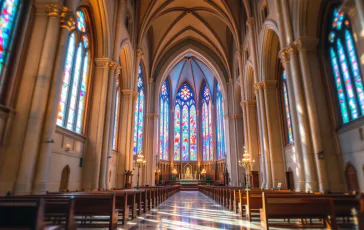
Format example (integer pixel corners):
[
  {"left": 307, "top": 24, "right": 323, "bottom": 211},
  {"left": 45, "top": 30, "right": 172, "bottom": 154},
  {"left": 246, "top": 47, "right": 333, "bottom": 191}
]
[{"left": 121, "top": 191, "right": 262, "bottom": 230}]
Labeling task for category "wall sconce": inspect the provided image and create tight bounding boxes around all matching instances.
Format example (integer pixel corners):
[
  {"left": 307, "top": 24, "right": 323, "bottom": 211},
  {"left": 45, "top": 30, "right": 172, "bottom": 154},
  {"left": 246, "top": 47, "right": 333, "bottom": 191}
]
[{"left": 65, "top": 144, "right": 71, "bottom": 152}]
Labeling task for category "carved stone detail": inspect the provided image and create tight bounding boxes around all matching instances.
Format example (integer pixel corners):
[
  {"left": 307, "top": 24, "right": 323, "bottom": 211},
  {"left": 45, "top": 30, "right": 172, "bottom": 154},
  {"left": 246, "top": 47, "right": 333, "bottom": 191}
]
[
  {"left": 60, "top": 9, "right": 76, "bottom": 30},
  {"left": 294, "top": 37, "right": 319, "bottom": 51}
]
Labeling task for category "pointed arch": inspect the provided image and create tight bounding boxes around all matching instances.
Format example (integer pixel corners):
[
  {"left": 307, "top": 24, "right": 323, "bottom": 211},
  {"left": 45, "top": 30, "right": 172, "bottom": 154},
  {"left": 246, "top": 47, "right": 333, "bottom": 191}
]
[
  {"left": 59, "top": 165, "right": 70, "bottom": 192},
  {"left": 201, "top": 83, "right": 213, "bottom": 161},
  {"left": 133, "top": 65, "right": 145, "bottom": 156},
  {"left": 159, "top": 79, "right": 170, "bottom": 161}
]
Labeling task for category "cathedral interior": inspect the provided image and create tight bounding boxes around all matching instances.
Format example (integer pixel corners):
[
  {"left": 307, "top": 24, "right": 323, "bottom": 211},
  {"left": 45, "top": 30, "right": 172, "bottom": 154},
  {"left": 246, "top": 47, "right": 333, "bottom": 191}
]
[{"left": 0, "top": 0, "right": 364, "bottom": 229}]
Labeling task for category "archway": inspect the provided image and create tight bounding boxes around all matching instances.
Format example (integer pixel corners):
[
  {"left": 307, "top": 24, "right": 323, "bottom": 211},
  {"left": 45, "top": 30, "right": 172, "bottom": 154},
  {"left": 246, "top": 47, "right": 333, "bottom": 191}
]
[
  {"left": 345, "top": 164, "right": 359, "bottom": 192},
  {"left": 59, "top": 165, "right": 70, "bottom": 192}
]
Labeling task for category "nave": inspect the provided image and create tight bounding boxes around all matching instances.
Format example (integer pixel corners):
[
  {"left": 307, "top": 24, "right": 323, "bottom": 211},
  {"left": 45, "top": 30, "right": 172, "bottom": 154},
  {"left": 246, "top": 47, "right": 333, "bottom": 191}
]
[{"left": 124, "top": 191, "right": 249, "bottom": 230}]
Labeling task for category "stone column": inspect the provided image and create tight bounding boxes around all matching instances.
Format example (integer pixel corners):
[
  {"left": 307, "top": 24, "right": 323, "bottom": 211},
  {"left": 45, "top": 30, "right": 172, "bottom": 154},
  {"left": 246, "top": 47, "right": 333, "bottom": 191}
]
[
  {"left": 295, "top": 37, "right": 329, "bottom": 192},
  {"left": 145, "top": 113, "right": 157, "bottom": 186},
  {"left": 15, "top": 3, "right": 63, "bottom": 195},
  {"left": 82, "top": 58, "right": 111, "bottom": 190},
  {"left": 99, "top": 62, "right": 119, "bottom": 189},
  {"left": 255, "top": 83, "right": 272, "bottom": 189},
  {"left": 32, "top": 9, "right": 75, "bottom": 194},
  {"left": 262, "top": 80, "right": 287, "bottom": 189},
  {"left": 246, "top": 18, "right": 259, "bottom": 83},
  {"left": 287, "top": 46, "right": 319, "bottom": 192},
  {"left": 116, "top": 90, "right": 138, "bottom": 188}
]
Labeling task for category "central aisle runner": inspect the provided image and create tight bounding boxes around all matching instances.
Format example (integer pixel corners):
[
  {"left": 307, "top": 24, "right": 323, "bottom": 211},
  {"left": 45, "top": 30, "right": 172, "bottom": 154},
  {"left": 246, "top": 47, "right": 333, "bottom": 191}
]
[{"left": 125, "top": 191, "right": 261, "bottom": 230}]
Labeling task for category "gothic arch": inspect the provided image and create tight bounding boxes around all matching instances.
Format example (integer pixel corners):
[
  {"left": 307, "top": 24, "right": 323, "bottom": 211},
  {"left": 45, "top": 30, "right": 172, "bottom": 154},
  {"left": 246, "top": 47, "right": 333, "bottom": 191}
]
[
  {"left": 119, "top": 41, "right": 134, "bottom": 90},
  {"left": 59, "top": 165, "right": 70, "bottom": 192},
  {"left": 345, "top": 163, "right": 359, "bottom": 192}
]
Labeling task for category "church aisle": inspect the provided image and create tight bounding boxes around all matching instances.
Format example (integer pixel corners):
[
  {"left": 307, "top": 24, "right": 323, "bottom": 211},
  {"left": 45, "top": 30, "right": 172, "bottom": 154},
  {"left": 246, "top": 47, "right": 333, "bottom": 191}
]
[{"left": 123, "top": 191, "right": 261, "bottom": 230}]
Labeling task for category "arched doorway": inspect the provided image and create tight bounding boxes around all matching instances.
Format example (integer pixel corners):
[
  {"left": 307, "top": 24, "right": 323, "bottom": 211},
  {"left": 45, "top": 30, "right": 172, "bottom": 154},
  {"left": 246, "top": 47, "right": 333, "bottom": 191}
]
[
  {"left": 59, "top": 165, "right": 70, "bottom": 192},
  {"left": 345, "top": 164, "right": 359, "bottom": 192}
]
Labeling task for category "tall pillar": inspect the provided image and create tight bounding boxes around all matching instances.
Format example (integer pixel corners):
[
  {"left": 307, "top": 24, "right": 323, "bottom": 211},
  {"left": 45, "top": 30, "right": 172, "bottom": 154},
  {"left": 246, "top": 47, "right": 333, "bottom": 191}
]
[
  {"left": 145, "top": 113, "right": 157, "bottom": 186},
  {"left": 15, "top": 3, "right": 63, "bottom": 195},
  {"left": 255, "top": 83, "right": 272, "bottom": 189},
  {"left": 116, "top": 90, "right": 138, "bottom": 188},
  {"left": 287, "top": 46, "right": 319, "bottom": 192},
  {"left": 295, "top": 37, "right": 329, "bottom": 192},
  {"left": 82, "top": 58, "right": 111, "bottom": 190},
  {"left": 33, "top": 9, "right": 75, "bottom": 194},
  {"left": 262, "top": 80, "right": 287, "bottom": 188},
  {"left": 99, "top": 63, "right": 119, "bottom": 189}
]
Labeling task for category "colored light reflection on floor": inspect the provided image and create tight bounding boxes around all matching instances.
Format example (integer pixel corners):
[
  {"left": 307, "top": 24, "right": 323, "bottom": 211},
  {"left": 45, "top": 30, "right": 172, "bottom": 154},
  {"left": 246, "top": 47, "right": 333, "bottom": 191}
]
[{"left": 124, "top": 191, "right": 261, "bottom": 230}]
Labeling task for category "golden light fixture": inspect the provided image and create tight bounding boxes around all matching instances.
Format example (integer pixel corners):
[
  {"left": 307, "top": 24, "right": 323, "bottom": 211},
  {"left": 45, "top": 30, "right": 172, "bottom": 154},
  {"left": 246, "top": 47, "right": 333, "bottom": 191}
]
[
  {"left": 238, "top": 146, "right": 255, "bottom": 190},
  {"left": 134, "top": 153, "right": 146, "bottom": 189}
]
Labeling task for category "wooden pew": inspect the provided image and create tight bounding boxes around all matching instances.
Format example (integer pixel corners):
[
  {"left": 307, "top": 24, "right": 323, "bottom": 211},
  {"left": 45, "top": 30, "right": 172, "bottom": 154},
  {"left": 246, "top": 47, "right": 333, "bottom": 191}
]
[
  {"left": 1, "top": 196, "right": 76, "bottom": 230},
  {"left": 0, "top": 198, "right": 45, "bottom": 230},
  {"left": 260, "top": 193, "right": 337, "bottom": 230}
]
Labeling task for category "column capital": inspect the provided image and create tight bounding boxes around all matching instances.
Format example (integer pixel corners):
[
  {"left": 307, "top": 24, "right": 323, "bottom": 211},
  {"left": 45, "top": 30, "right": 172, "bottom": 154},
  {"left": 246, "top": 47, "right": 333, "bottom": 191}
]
[
  {"left": 279, "top": 48, "right": 291, "bottom": 64},
  {"left": 137, "top": 48, "right": 144, "bottom": 58},
  {"left": 294, "top": 37, "right": 319, "bottom": 51},
  {"left": 60, "top": 9, "right": 76, "bottom": 31},
  {"left": 121, "top": 89, "right": 138, "bottom": 98},
  {"left": 241, "top": 100, "right": 257, "bottom": 106},
  {"left": 262, "top": 80, "right": 277, "bottom": 89},
  {"left": 35, "top": 3, "right": 63, "bottom": 17},
  {"left": 146, "top": 113, "right": 159, "bottom": 119},
  {"left": 254, "top": 82, "right": 264, "bottom": 90},
  {"left": 94, "top": 58, "right": 119, "bottom": 70},
  {"left": 233, "top": 114, "right": 243, "bottom": 120},
  {"left": 341, "top": 0, "right": 357, "bottom": 18},
  {"left": 246, "top": 17, "right": 255, "bottom": 27}
]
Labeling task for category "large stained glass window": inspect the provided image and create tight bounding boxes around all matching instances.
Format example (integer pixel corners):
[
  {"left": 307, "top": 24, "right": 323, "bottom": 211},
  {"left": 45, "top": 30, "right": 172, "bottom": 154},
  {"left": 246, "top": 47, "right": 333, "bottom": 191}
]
[
  {"left": 133, "top": 65, "right": 145, "bottom": 156},
  {"left": 174, "top": 84, "right": 197, "bottom": 161},
  {"left": 201, "top": 83, "right": 213, "bottom": 161},
  {"left": 328, "top": 7, "right": 364, "bottom": 124},
  {"left": 216, "top": 82, "right": 226, "bottom": 160},
  {"left": 282, "top": 72, "right": 293, "bottom": 144},
  {"left": 57, "top": 9, "right": 91, "bottom": 133},
  {"left": 159, "top": 80, "right": 169, "bottom": 160},
  {"left": 112, "top": 82, "right": 120, "bottom": 150},
  {"left": 0, "top": 0, "right": 22, "bottom": 98}
]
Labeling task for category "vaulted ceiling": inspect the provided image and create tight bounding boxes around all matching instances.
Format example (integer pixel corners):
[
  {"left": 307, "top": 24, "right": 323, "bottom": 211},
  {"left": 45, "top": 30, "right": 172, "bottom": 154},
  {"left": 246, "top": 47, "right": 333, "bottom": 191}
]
[{"left": 138, "top": 0, "right": 245, "bottom": 81}]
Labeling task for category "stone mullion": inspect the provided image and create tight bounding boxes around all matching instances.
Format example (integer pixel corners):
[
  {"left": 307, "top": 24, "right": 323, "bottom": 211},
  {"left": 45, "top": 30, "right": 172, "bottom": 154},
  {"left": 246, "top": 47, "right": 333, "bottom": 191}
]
[
  {"left": 15, "top": 3, "right": 63, "bottom": 195},
  {"left": 33, "top": 8, "right": 76, "bottom": 194}
]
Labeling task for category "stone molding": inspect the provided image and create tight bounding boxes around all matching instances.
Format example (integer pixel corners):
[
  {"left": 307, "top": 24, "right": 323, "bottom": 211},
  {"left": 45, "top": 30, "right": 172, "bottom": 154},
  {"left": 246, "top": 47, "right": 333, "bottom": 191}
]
[
  {"left": 137, "top": 48, "right": 144, "bottom": 58},
  {"left": 241, "top": 100, "right": 257, "bottom": 106},
  {"left": 121, "top": 89, "right": 138, "bottom": 98},
  {"left": 233, "top": 114, "right": 243, "bottom": 120},
  {"left": 246, "top": 17, "right": 255, "bottom": 27},
  {"left": 35, "top": 3, "right": 63, "bottom": 17},
  {"left": 254, "top": 80, "right": 276, "bottom": 90},
  {"left": 146, "top": 113, "right": 159, "bottom": 119},
  {"left": 294, "top": 37, "right": 319, "bottom": 51},
  {"left": 60, "top": 9, "right": 76, "bottom": 31},
  {"left": 94, "top": 58, "right": 120, "bottom": 71}
]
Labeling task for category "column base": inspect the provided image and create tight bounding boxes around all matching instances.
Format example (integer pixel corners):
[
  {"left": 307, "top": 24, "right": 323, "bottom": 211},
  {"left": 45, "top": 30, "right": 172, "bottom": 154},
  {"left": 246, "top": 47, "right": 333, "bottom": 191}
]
[
  {"left": 32, "top": 182, "right": 48, "bottom": 194},
  {"left": 296, "top": 181, "right": 305, "bottom": 192},
  {"left": 305, "top": 181, "right": 319, "bottom": 193},
  {"left": 14, "top": 182, "right": 32, "bottom": 195}
]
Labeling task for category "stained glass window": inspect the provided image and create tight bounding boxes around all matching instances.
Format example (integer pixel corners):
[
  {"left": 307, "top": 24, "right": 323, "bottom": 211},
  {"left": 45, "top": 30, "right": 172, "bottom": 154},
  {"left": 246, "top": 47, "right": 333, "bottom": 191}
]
[
  {"left": 57, "top": 9, "right": 91, "bottom": 133},
  {"left": 328, "top": 7, "right": 364, "bottom": 124},
  {"left": 174, "top": 84, "right": 197, "bottom": 161},
  {"left": 0, "top": 0, "right": 22, "bottom": 98},
  {"left": 133, "top": 65, "right": 145, "bottom": 156},
  {"left": 216, "top": 82, "right": 226, "bottom": 160},
  {"left": 282, "top": 72, "right": 293, "bottom": 144},
  {"left": 202, "top": 84, "right": 213, "bottom": 161},
  {"left": 112, "top": 87, "right": 120, "bottom": 150},
  {"left": 159, "top": 80, "right": 169, "bottom": 160}
]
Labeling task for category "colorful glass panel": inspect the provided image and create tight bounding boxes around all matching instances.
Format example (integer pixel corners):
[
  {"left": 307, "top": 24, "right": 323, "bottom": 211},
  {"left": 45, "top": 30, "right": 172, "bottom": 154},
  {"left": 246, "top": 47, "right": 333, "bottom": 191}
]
[
  {"left": 181, "top": 105, "right": 189, "bottom": 161},
  {"left": 174, "top": 105, "right": 181, "bottom": 161},
  {"left": 159, "top": 80, "right": 170, "bottom": 160},
  {"left": 216, "top": 83, "right": 226, "bottom": 160},
  {"left": 190, "top": 105, "right": 197, "bottom": 161},
  {"left": 66, "top": 45, "right": 83, "bottom": 130},
  {"left": 345, "top": 30, "right": 364, "bottom": 115},
  {"left": 76, "top": 51, "right": 89, "bottom": 133},
  {"left": 328, "top": 7, "right": 363, "bottom": 123},
  {"left": 202, "top": 84, "right": 212, "bottom": 161},
  {"left": 282, "top": 72, "right": 293, "bottom": 143},
  {"left": 0, "top": 0, "right": 21, "bottom": 91},
  {"left": 57, "top": 33, "right": 76, "bottom": 126},
  {"left": 133, "top": 66, "right": 145, "bottom": 156},
  {"left": 112, "top": 90, "right": 120, "bottom": 149},
  {"left": 174, "top": 84, "right": 196, "bottom": 161},
  {"left": 76, "top": 10, "right": 86, "bottom": 32}
]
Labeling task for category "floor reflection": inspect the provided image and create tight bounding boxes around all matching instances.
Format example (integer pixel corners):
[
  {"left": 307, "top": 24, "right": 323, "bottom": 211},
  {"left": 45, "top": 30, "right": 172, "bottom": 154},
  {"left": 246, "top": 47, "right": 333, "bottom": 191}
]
[{"left": 123, "top": 191, "right": 261, "bottom": 230}]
